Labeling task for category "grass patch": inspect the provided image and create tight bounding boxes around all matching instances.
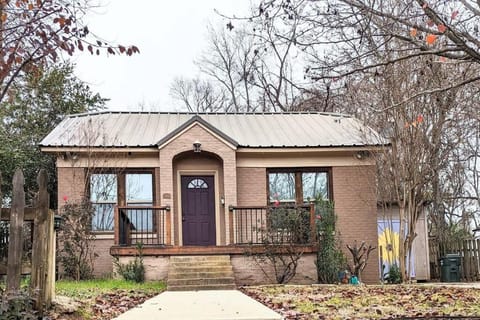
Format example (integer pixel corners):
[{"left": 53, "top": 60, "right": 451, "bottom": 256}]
[
  {"left": 50, "top": 279, "right": 166, "bottom": 320},
  {"left": 56, "top": 278, "right": 165, "bottom": 299}
]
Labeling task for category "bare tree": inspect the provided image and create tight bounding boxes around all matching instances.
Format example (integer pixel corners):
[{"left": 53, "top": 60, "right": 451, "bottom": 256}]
[
  {"left": 251, "top": 0, "right": 480, "bottom": 107},
  {"left": 337, "top": 54, "right": 479, "bottom": 279},
  {"left": 171, "top": 21, "right": 316, "bottom": 112},
  {"left": 170, "top": 77, "right": 227, "bottom": 112},
  {"left": 0, "top": 0, "right": 138, "bottom": 103}
]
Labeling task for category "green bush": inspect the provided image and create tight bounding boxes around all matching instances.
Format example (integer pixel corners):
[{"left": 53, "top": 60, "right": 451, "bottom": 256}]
[
  {"left": 315, "top": 198, "right": 347, "bottom": 284},
  {"left": 114, "top": 243, "right": 145, "bottom": 283},
  {"left": 0, "top": 290, "right": 37, "bottom": 320},
  {"left": 384, "top": 263, "right": 402, "bottom": 284}
]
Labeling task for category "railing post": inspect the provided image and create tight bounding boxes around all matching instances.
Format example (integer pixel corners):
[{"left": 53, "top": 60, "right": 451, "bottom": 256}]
[
  {"left": 7, "top": 169, "right": 25, "bottom": 294},
  {"left": 309, "top": 203, "right": 316, "bottom": 244},
  {"left": 125, "top": 209, "right": 131, "bottom": 246},
  {"left": 165, "top": 206, "right": 171, "bottom": 245},
  {"left": 229, "top": 207, "right": 234, "bottom": 245},
  {"left": 114, "top": 206, "right": 119, "bottom": 245}
]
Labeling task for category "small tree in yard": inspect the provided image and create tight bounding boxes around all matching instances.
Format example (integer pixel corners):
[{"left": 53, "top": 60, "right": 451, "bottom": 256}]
[
  {"left": 247, "top": 206, "right": 311, "bottom": 284},
  {"left": 57, "top": 199, "right": 96, "bottom": 280},
  {"left": 315, "top": 199, "right": 347, "bottom": 284},
  {"left": 346, "top": 241, "right": 376, "bottom": 283}
]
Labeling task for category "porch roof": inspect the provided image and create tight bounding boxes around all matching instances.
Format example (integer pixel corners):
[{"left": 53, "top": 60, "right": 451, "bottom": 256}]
[{"left": 40, "top": 111, "right": 385, "bottom": 149}]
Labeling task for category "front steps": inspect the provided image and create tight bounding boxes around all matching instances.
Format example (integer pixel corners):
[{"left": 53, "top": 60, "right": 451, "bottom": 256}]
[{"left": 167, "top": 255, "right": 236, "bottom": 291}]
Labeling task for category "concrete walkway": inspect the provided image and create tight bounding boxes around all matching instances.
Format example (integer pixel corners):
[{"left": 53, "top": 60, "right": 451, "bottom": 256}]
[{"left": 113, "top": 290, "right": 282, "bottom": 320}]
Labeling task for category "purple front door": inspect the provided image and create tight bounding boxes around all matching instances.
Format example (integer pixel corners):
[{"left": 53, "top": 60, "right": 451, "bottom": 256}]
[{"left": 181, "top": 175, "right": 216, "bottom": 246}]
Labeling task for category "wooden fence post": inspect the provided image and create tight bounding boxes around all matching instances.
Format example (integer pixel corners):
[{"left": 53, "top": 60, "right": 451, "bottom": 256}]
[
  {"left": 30, "top": 169, "right": 53, "bottom": 311},
  {"left": 0, "top": 171, "right": 2, "bottom": 208},
  {"left": 7, "top": 169, "right": 25, "bottom": 293}
]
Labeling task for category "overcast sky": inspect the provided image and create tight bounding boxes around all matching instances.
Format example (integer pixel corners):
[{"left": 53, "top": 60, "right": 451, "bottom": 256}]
[{"left": 71, "top": 1, "right": 251, "bottom": 112}]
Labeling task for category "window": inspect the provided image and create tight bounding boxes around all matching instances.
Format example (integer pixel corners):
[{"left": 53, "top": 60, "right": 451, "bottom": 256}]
[
  {"left": 302, "top": 172, "right": 329, "bottom": 202},
  {"left": 90, "top": 174, "right": 117, "bottom": 231},
  {"left": 268, "top": 173, "right": 295, "bottom": 203},
  {"left": 126, "top": 173, "right": 154, "bottom": 232},
  {"left": 187, "top": 178, "right": 208, "bottom": 189},
  {"left": 268, "top": 169, "right": 330, "bottom": 204},
  {"left": 89, "top": 171, "right": 154, "bottom": 232}
]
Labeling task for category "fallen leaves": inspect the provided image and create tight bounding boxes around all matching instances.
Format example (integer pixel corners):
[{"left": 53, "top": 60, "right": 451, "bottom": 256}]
[
  {"left": 241, "top": 285, "right": 480, "bottom": 320},
  {"left": 47, "top": 289, "right": 162, "bottom": 320}
]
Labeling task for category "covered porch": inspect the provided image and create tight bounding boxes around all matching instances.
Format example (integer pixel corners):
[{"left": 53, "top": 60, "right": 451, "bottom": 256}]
[{"left": 110, "top": 204, "right": 318, "bottom": 256}]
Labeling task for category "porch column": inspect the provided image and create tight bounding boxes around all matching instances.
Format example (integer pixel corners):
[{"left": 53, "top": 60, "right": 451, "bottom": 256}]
[
  {"left": 223, "top": 151, "right": 237, "bottom": 245},
  {"left": 159, "top": 151, "right": 174, "bottom": 246}
]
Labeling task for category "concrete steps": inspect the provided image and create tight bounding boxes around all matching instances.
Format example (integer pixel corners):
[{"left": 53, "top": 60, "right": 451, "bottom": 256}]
[{"left": 167, "top": 255, "right": 236, "bottom": 291}]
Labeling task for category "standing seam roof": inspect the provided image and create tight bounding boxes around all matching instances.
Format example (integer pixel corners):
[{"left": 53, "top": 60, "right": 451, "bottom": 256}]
[{"left": 40, "top": 111, "right": 384, "bottom": 148}]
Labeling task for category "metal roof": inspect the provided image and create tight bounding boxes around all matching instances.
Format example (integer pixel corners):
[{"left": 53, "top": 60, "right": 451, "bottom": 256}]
[{"left": 40, "top": 111, "right": 384, "bottom": 148}]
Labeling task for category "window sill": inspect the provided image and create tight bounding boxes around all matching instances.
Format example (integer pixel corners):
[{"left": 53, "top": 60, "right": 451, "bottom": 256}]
[{"left": 91, "top": 232, "right": 115, "bottom": 240}]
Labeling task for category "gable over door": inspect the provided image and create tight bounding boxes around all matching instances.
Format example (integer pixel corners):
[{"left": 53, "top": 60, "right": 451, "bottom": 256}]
[{"left": 181, "top": 175, "right": 216, "bottom": 246}]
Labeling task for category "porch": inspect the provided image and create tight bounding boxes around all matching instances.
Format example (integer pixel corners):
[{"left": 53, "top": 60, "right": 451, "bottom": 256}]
[{"left": 110, "top": 204, "right": 318, "bottom": 256}]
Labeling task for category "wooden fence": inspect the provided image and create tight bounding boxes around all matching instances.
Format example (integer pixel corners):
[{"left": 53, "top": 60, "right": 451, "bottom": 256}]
[
  {"left": 0, "top": 169, "right": 55, "bottom": 313},
  {"left": 429, "top": 238, "right": 480, "bottom": 281}
]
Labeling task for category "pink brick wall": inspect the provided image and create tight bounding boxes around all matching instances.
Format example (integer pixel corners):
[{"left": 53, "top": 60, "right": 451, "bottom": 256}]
[
  {"left": 232, "top": 254, "right": 318, "bottom": 285},
  {"left": 57, "top": 167, "right": 85, "bottom": 205},
  {"left": 92, "top": 238, "right": 114, "bottom": 277},
  {"left": 237, "top": 167, "right": 267, "bottom": 206},
  {"left": 332, "top": 165, "right": 379, "bottom": 283}
]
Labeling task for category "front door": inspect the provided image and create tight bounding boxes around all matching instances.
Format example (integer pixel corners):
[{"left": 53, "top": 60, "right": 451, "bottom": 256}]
[{"left": 181, "top": 175, "right": 216, "bottom": 246}]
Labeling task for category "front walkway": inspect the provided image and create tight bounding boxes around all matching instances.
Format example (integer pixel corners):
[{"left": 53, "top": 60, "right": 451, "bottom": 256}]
[{"left": 113, "top": 290, "right": 282, "bottom": 320}]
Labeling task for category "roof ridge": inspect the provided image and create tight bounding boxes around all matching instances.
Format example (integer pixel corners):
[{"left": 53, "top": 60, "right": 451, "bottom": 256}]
[{"left": 65, "top": 110, "right": 353, "bottom": 118}]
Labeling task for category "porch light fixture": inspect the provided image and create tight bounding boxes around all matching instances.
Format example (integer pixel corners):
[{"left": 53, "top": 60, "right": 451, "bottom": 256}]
[
  {"left": 355, "top": 150, "right": 369, "bottom": 160},
  {"left": 54, "top": 215, "right": 64, "bottom": 231},
  {"left": 220, "top": 196, "right": 225, "bottom": 206},
  {"left": 193, "top": 141, "right": 202, "bottom": 153}
]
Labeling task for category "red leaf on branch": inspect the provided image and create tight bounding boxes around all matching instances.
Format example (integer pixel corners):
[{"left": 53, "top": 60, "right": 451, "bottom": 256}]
[
  {"left": 451, "top": 10, "right": 459, "bottom": 20},
  {"left": 426, "top": 34, "right": 437, "bottom": 45},
  {"left": 410, "top": 28, "right": 417, "bottom": 37},
  {"left": 437, "top": 24, "right": 447, "bottom": 33}
]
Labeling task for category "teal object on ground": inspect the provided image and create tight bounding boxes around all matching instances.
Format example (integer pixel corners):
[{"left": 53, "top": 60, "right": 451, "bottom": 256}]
[{"left": 350, "top": 275, "right": 359, "bottom": 285}]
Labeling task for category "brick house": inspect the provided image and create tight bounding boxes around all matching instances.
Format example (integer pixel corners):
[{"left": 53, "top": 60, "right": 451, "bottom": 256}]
[{"left": 41, "top": 111, "right": 383, "bottom": 285}]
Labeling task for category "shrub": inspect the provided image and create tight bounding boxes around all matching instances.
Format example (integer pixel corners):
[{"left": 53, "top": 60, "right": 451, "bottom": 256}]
[
  {"left": 246, "top": 206, "right": 311, "bottom": 284},
  {"left": 384, "top": 263, "right": 402, "bottom": 284},
  {"left": 315, "top": 199, "right": 347, "bottom": 284},
  {"left": 114, "top": 243, "right": 145, "bottom": 283},
  {"left": 58, "top": 199, "right": 96, "bottom": 280},
  {"left": 0, "top": 290, "right": 37, "bottom": 320}
]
